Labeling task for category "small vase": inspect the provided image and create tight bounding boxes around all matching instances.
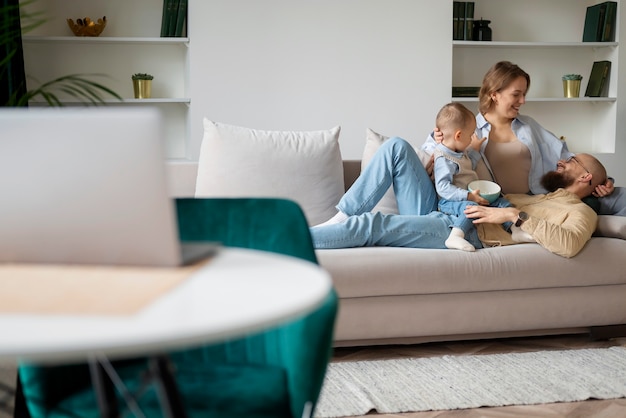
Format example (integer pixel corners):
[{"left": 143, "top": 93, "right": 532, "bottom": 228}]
[
  {"left": 133, "top": 79, "right": 152, "bottom": 99},
  {"left": 562, "top": 79, "right": 581, "bottom": 98}
]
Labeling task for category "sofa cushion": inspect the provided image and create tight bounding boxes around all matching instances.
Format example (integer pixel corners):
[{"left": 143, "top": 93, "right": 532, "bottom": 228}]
[
  {"left": 318, "top": 237, "right": 626, "bottom": 344},
  {"left": 195, "top": 119, "right": 344, "bottom": 226},
  {"left": 362, "top": 128, "right": 431, "bottom": 214},
  {"left": 316, "top": 237, "right": 626, "bottom": 299}
]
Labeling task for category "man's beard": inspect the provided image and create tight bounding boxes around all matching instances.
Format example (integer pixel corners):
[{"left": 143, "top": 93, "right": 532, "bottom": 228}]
[{"left": 541, "top": 170, "right": 575, "bottom": 192}]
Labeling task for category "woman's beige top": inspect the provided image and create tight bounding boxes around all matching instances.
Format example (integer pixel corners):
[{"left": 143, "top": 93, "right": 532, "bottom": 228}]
[{"left": 484, "top": 140, "right": 532, "bottom": 194}]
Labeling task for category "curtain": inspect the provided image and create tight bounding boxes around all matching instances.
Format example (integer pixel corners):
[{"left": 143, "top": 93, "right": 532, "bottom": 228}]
[{"left": 1, "top": 0, "right": 28, "bottom": 107}]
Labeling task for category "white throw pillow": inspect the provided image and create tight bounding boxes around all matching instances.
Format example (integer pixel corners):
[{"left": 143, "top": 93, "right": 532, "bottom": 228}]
[
  {"left": 362, "top": 128, "right": 431, "bottom": 214},
  {"left": 195, "top": 119, "right": 344, "bottom": 226}
]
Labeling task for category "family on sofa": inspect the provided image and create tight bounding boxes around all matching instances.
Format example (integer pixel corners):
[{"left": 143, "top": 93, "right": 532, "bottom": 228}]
[
  {"left": 194, "top": 60, "right": 626, "bottom": 347},
  {"left": 312, "top": 61, "right": 624, "bottom": 258}
]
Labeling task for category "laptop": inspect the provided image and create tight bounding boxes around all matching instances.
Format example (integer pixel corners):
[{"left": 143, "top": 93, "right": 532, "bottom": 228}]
[{"left": 0, "top": 107, "right": 218, "bottom": 267}]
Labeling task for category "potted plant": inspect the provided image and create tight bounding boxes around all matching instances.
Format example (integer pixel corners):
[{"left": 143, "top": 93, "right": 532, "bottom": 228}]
[
  {"left": 131, "top": 73, "right": 153, "bottom": 99},
  {"left": 562, "top": 74, "right": 583, "bottom": 98}
]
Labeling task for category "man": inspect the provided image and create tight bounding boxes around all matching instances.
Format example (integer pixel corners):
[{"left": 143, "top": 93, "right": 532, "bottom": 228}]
[
  {"left": 466, "top": 153, "right": 607, "bottom": 257},
  {"left": 311, "top": 137, "right": 607, "bottom": 258}
]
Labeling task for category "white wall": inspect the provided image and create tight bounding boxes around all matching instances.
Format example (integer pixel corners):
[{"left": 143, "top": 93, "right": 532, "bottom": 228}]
[
  {"left": 21, "top": 0, "right": 625, "bottom": 187},
  {"left": 186, "top": 0, "right": 625, "bottom": 185},
  {"left": 188, "top": 0, "right": 451, "bottom": 160}
]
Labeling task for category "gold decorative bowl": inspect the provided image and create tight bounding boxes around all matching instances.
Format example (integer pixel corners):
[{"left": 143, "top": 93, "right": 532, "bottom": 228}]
[{"left": 67, "top": 16, "right": 107, "bottom": 37}]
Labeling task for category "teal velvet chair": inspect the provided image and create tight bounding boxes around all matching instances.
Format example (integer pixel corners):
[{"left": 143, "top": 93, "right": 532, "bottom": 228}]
[{"left": 18, "top": 198, "right": 338, "bottom": 418}]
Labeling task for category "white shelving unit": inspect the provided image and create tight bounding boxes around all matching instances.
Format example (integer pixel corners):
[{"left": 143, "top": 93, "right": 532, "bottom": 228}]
[
  {"left": 19, "top": 1, "right": 622, "bottom": 165},
  {"left": 451, "top": 0, "right": 620, "bottom": 154},
  {"left": 20, "top": 0, "right": 190, "bottom": 159},
  {"left": 22, "top": 36, "right": 189, "bottom": 45}
]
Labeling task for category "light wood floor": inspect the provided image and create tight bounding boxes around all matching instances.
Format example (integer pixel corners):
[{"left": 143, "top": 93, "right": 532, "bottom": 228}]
[{"left": 331, "top": 334, "right": 626, "bottom": 418}]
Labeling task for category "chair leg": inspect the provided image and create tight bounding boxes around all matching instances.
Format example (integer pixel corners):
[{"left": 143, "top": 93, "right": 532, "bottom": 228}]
[
  {"left": 89, "top": 359, "right": 118, "bottom": 418},
  {"left": 148, "top": 356, "right": 188, "bottom": 418},
  {"left": 13, "top": 373, "right": 30, "bottom": 418}
]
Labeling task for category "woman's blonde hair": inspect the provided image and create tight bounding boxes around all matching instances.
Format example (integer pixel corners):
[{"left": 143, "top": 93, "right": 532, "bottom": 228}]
[{"left": 478, "top": 61, "right": 530, "bottom": 114}]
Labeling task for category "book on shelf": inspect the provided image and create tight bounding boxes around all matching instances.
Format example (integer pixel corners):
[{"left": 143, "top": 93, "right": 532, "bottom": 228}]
[
  {"left": 174, "top": 0, "right": 188, "bottom": 37},
  {"left": 453, "top": 2, "right": 463, "bottom": 40},
  {"left": 464, "top": 2, "right": 474, "bottom": 41},
  {"left": 161, "top": 0, "right": 187, "bottom": 37},
  {"left": 582, "top": 1, "right": 617, "bottom": 42},
  {"left": 452, "top": 2, "right": 474, "bottom": 41},
  {"left": 160, "top": 0, "right": 171, "bottom": 36},
  {"left": 167, "top": 0, "right": 179, "bottom": 36},
  {"left": 601, "top": 1, "right": 617, "bottom": 42},
  {"left": 160, "top": 0, "right": 176, "bottom": 36},
  {"left": 452, "top": 86, "right": 480, "bottom": 97},
  {"left": 584, "top": 60, "right": 611, "bottom": 97}
]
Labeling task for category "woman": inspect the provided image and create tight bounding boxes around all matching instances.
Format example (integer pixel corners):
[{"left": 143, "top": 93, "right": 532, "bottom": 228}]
[{"left": 425, "top": 61, "right": 625, "bottom": 216}]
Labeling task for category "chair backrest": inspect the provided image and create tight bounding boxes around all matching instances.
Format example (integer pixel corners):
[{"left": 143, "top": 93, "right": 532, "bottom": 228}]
[
  {"left": 174, "top": 197, "right": 337, "bottom": 418},
  {"left": 176, "top": 197, "right": 319, "bottom": 264}
]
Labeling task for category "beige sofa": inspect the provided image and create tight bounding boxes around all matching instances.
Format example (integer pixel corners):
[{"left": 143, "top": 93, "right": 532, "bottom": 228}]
[
  {"left": 319, "top": 161, "right": 626, "bottom": 347},
  {"left": 188, "top": 120, "right": 626, "bottom": 348}
]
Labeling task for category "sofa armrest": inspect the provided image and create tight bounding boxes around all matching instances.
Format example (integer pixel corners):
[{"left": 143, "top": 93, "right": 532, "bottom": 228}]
[{"left": 594, "top": 215, "right": 626, "bottom": 239}]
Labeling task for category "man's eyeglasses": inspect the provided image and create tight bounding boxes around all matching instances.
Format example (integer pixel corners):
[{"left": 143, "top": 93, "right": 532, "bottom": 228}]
[{"left": 566, "top": 156, "right": 592, "bottom": 186}]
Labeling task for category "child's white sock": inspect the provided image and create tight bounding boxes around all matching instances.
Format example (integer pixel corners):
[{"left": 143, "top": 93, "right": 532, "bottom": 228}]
[
  {"left": 445, "top": 227, "right": 475, "bottom": 252},
  {"left": 314, "top": 211, "right": 349, "bottom": 227},
  {"left": 511, "top": 225, "right": 536, "bottom": 243}
]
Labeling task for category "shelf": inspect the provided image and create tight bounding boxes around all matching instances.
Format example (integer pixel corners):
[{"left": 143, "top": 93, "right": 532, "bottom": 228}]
[
  {"left": 29, "top": 98, "right": 191, "bottom": 106},
  {"left": 22, "top": 36, "right": 189, "bottom": 45},
  {"left": 119, "top": 98, "right": 191, "bottom": 104},
  {"left": 453, "top": 41, "right": 618, "bottom": 48},
  {"left": 20, "top": 0, "right": 191, "bottom": 160},
  {"left": 452, "top": 97, "right": 617, "bottom": 103}
]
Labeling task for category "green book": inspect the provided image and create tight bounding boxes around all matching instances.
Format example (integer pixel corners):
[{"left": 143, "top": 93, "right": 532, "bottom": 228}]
[
  {"left": 174, "top": 0, "right": 188, "bottom": 37},
  {"left": 464, "top": 2, "right": 474, "bottom": 41},
  {"left": 160, "top": 0, "right": 170, "bottom": 37},
  {"left": 452, "top": 86, "right": 480, "bottom": 97},
  {"left": 585, "top": 60, "right": 611, "bottom": 97},
  {"left": 453, "top": 2, "right": 464, "bottom": 41},
  {"left": 167, "top": 0, "right": 179, "bottom": 36},
  {"left": 601, "top": 1, "right": 617, "bottom": 41},
  {"left": 582, "top": 3, "right": 604, "bottom": 42}
]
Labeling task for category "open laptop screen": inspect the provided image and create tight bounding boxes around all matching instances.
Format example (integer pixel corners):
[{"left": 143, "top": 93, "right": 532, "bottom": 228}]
[{"left": 0, "top": 107, "right": 199, "bottom": 267}]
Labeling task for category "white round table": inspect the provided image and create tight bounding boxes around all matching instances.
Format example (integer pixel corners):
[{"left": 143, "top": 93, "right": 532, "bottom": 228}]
[
  {"left": 0, "top": 247, "right": 332, "bottom": 363},
  {"left": 1, "top": 248, "right": 333, "bottom": 418}
]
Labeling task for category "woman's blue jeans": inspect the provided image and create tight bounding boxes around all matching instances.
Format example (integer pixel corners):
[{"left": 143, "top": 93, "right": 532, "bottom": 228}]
[{"left": 310, "top": 137, "right": 483, "bottom": 249}]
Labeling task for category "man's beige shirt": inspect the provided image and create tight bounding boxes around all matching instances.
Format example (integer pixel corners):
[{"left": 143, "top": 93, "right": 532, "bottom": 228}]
[{"left": 477, "top": 189, "right": 598, "bottom": 258}]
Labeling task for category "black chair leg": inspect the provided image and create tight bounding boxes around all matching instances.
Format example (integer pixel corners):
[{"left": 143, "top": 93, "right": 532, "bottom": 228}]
[
  {"left": 16, "top": 357, "right": 187, "bottom": 418},
  {"left": 89, "top": 360, "right": 118, "bottom": 418},
  {"left": 13, "top": 373, "right": 30, "bottom": 418},
  {"left": 149, "top": 356, "right": 187, "bottom": 418}
]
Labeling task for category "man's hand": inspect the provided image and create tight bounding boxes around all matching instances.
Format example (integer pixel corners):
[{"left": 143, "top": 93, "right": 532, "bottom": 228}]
[
  {"left": 593, "top": 178, "right": 615, "bottom": 197},
  {"left": 467, "top": 189, "right": 489, "bottom": 206},
  {"left": 465, "top": 205, "right": 520, "bottom": 225}
]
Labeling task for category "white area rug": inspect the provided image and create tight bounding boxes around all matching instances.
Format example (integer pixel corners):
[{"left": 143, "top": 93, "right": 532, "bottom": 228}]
[{"left": 313, "top": 346, "right": 626, "bottom": 417}]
